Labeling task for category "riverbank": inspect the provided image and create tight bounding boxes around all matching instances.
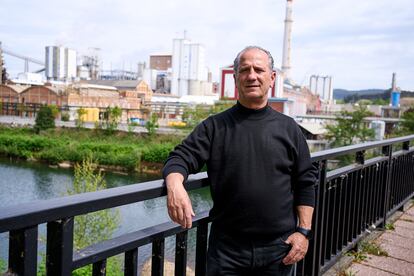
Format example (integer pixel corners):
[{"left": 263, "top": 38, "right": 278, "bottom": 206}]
[{"left": 0, "top": 125, "right": 183, "bottom": 173}]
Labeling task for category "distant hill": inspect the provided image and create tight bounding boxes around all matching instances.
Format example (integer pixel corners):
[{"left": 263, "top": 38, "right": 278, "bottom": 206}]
[{"left": 333, "top": 89, "right": 386, "bottom": 100}]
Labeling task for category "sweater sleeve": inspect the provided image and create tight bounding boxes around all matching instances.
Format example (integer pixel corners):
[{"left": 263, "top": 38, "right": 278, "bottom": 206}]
[
  {"left": 162, "top": 119, "right": 212, "bottom": 181},
  {"left": 292, "top": 123, "right": 317, "bottom": 207}
]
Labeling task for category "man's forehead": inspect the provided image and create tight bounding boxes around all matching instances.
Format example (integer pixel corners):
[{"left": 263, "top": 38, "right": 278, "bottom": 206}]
[{"left": 239, "top": 49, "right": 268, "bottom": 64}]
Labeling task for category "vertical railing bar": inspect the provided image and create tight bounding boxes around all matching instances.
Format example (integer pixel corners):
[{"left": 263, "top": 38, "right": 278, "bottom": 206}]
[
  {"left": 361, "top": 166, "right": 369, "bottom": 233},
  {"left": 338, "top": 175, "right": 347, "bottom": 250},
  {"left": 373, "top": 162, "right": 381, "bottom": 222},
  {"left": 46, "top": 217, "right": 74, "bottom": 276},
  {"left": 309, "top": 160, "right": 327, "bottom": 276},
  {"left": 125, "top": 248, "right": 138, "bottom": 276},
  {"left": 355, "top": 167, "right": 364, "bottom": 237},
  {"left": 325, "top": 179, "right": 333, "bottom": 261},
  {"left": 8, "top": 225, "right": 38, "bottom": 275},
  {"left": 152, "top": 239, "right": 165, "bottom": 276},
  {"left": 92, "top": 259, "right": 107, "bottom": 276},
  {"left": 381, "top": 145, "right": 393, "bottom": 227},
  {"left": 351, "top": 169, "right": 359, "bottom": 239},
  {"left": 345, "top": 171, "right": 354, "bottom": 244},
  {"left": 332, "top": 178, "right": 341, "bottom": 255},
  {"left": 175, "top": 231, "right": 188, "bottom": 276},
  {"left": 367, "top": 165, "right": 375, "bottom": 226},
  {"left": 195, "top": 222, "right": 208, "bottom": 276}
]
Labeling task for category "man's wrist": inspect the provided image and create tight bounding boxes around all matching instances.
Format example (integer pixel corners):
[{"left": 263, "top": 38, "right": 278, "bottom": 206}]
[{"left": 296, "top": 226, "right": 313, "bottom": 240}]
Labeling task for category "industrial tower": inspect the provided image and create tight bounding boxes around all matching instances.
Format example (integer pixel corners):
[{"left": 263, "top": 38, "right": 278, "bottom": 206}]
[{"left": 282, "top": 0, "right": 293, "bottom": 83}]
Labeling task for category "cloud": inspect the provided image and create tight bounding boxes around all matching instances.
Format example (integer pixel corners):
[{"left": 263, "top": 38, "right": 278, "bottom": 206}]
[{"left": 1, "top": 0, "right": 413, "bottom": 90}]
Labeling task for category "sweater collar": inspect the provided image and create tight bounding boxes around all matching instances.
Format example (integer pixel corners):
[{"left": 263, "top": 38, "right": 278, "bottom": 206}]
[{"left": 234, "top": 101, "right": 271, "bottom": 120}]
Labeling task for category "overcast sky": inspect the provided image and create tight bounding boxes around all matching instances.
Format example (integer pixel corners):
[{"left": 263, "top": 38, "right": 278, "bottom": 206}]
[{"left": 1, "top": 0, "right": 413, "bottom": 90}]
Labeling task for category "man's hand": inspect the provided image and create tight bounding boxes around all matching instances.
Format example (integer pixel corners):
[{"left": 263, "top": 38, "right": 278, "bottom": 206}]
[
  {"left": 166, "top": 173, "right": 195, "bottom": 229},
  {"left": 282, "top": 232, "right": 309, "bottom": 265}
]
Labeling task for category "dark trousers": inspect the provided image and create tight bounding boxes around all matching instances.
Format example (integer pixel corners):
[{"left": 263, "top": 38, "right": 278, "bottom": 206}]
[{"left": 207, "top": 227, "right": 294, "bottom": 276}]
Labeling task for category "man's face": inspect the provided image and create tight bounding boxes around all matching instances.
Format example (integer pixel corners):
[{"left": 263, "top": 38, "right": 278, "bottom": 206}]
[{"left": 234, "top": 49, "right": 276, "bottom": 105}]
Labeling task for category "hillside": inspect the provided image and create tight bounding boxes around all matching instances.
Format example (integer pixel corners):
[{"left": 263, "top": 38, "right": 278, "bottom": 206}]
[{"left": 333, "top": 89, "right": 386, "bottom": 100}]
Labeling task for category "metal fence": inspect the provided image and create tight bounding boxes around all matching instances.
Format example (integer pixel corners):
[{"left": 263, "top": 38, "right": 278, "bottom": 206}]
[{"left": 0, "top": 134, "right": 413, "bottom": 275}]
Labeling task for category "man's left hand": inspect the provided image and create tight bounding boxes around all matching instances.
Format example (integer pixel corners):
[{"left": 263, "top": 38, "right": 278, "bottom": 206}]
[{"left": 282, "top": 232, "right": 309, "bottom": 265}]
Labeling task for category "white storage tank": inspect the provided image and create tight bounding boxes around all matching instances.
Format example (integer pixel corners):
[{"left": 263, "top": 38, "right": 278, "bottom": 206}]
[{"left": 371, "top": 120, "right": 386, "bottom": 140}]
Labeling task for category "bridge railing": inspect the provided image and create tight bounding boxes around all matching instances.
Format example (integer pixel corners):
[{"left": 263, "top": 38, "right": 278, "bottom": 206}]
[{"left": 0, "top": 134, "right": 414, "bottom": 275}]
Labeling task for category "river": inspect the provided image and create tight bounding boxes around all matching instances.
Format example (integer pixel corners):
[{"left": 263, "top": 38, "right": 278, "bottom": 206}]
[{"left": 0, "top": 157, "right": 213, "bottom": 273}]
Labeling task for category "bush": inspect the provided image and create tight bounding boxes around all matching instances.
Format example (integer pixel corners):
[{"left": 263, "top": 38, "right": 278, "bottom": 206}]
[
  {"left": 34, "top": 106, "right": 55, "bottom": 132},
  {"left": 142, "top": 143, "right": 174, "bottom": 163},
  {"left": 61, "top": 112, "right": 70, "bottom": 121}
]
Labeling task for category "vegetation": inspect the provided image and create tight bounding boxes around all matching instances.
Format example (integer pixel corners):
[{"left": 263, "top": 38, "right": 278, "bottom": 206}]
[
  {"left": 69, "top": 158, "right": 122, "bottom": 276},
  {"left": 325, "top": 105, "right": 375, "bottom": 148},
  {"left": 346, "top": 241, "right": 388, "bottom": 263},
  {"left": 34, "top": 105, "right": 56, "bottom": 133},
  {"left": 76, "top": 108, "right": 87, "bottom": 128},
  {"left": 182, "top": 102, "right": 234, "bottom": 128},
  {"left": 36, "top": 158, "right": 122, "bottom": 275},
  {"left": 103, "top": 106, "right": 122, "bottom": 134},
  {"left": 400, "top": 106, "right": 414, "bottom": 135},
  {"left": 145, "top": 113, "right": 159, "bottom": 136},
  {"left": 0, "top": 126, "right": 182, "bottom": 171},
  {"left": 60, "top": 112, "right": 70, "bottom": 121}
]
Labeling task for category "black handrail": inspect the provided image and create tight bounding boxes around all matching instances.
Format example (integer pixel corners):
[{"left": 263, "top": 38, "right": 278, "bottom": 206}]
[{"left": 0, "top": 135, "right": 413, "bottom": 276}]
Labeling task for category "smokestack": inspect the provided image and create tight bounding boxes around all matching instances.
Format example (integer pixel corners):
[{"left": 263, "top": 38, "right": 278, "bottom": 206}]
[
  {"left": 391, "top": 72, "right": 397, "bottom": 91},
  {"left": 282, "top": 0, "right": 293, "bottom": 81},
  {"left": 391, "top": 72, "right": 400, "bottom": 107}
]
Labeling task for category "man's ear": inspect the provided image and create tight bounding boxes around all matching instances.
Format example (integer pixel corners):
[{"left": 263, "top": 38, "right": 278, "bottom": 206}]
[{"left": 270, "top": 71, "right": 276, "bottom": 88}]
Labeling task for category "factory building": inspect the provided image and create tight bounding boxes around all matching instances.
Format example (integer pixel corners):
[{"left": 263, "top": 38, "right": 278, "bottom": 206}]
[
  {"left": 45, "top": 46, "right": 77, "bottom": 81},
  {"left": 171, "top": 38, "right": 211, "bottom": 97}
]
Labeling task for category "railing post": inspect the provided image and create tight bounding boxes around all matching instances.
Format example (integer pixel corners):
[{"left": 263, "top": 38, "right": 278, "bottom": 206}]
[
  {"left": 8, "top": 225, "right": 38, "bottom": 275},
  {"left": 355, "top": 150, "right": 365, "bottom": 165},
  {"left": 175, "top": 231, "right": 188, "bottom": 276},
  {"left": 46, "top": 217, "right": 74, "bottom": 276},
  {"left": 302, "top": 160, "right": 326, "bottom": 276},
  {"left": 125, "top": 248, "right": 139, "bottom": 276},
  {"left": 380, "top": 145, "right": 392, "bottom": 228},
  {"left": 152, "top": 239, "right": 165, "bottom": 276},
  {"left": 93, "top": 259, "right": 107, "bottom": 276},
  {"left": 195, "top": 222, "right": 208, "bottom": 276},
  {"left": 402, "top": 141, "right": 410, "bottom": 151}
]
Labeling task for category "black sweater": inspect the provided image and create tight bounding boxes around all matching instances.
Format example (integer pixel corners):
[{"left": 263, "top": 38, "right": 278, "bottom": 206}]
[{"left": 163, "top": 102, "right": 316, "bottom": 239}]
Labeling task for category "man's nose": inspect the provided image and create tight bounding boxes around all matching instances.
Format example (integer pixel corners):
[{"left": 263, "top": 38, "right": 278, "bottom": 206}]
[{"left": 247, "top": 68, "right": 257, "bottom": 80}]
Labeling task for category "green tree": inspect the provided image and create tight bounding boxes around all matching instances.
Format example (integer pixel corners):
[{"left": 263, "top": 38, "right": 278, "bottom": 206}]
[
  {"left": 325, "top": 105, "right": 375, "bottom": 147},
  {"left": 68, "top": 158, "right": 121, "bottom": 275},
  {"left": 145, "top": 113, "right": 159, "bottom": 136},
  {"left": 34, "top": 105, "right": 55, "bottom": 133},
  {"left": 182, "top": 105, "right": 210, "bottom": 128},
  {"left": 49, "top": 104, "right": 59, "bottom": 118},
  {"left": 76, "top": 107, "right": 87, "bottom": 129},
  {"left": 104, "top": 106, "right": 122, "bottom": 134},
  {"left": 400, "top": 107, "right": 414, "bottom": 135}
]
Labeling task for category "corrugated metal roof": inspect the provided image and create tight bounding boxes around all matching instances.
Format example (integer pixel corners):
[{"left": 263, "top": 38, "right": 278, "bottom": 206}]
[
  {"left": 298, "top": 122, "right": 327, "bottom": 135},
  {"left": 4, "top": 84, "right": 29, "bottom": 93}
]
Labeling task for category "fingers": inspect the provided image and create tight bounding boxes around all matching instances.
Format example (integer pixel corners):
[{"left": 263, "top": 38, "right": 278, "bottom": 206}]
[
  {"left": 282, "top": 233, "right": 309, "bottom": 265},
  {"left": 166, "top": 188, "right": 195, "bottom": 229}
]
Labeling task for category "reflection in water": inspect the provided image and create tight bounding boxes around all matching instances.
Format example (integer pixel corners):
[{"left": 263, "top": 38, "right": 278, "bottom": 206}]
[{"left": 0, "top": 157, "right": 213, "bottom": 271}]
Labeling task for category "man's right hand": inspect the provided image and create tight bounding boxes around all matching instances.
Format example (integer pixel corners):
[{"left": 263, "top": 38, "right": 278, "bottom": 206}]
[{"left": 166, "top": 173, "right": 195, "bottom": 229}]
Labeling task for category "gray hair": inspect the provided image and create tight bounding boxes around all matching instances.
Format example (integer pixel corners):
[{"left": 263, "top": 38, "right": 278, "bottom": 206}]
[{"left": 233, "top": 46, "right": 274, "bottom": 74}]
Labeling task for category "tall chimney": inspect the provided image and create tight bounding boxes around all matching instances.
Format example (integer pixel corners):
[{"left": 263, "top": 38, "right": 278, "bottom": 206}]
[
  {"left": 391, "top": 72, "right": 397, "bottom": 91},
  {"left": 282, "top": 0, "right": 293, "bottom": 81}
]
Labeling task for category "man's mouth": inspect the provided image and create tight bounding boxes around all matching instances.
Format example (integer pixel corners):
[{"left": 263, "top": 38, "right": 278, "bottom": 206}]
[{"left": 246, "top": 85, "right": 260, "bottom": 88}]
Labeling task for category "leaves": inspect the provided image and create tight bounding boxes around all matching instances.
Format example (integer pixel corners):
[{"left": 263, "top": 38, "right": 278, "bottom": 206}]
[{"left": 325, "top": 105, "right": 375, "bottom": 147}]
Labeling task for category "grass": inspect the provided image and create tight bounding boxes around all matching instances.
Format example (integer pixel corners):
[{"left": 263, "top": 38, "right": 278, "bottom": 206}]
[
  {"left": 0, "top": 126, "right": 183, "bottom": 171},
  {"left": 346, "top": 241, "right": 388, "bottom": 263}
]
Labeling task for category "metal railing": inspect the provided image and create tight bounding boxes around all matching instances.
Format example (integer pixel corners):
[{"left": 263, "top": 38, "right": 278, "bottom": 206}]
[{"left": 1, "top": 134, "right": 414, "bottom": 275}]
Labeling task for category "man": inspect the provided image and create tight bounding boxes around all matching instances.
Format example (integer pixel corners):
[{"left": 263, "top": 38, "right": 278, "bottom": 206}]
[{"left": 163, "top": 46, "right": 316, "bottom": 275}]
